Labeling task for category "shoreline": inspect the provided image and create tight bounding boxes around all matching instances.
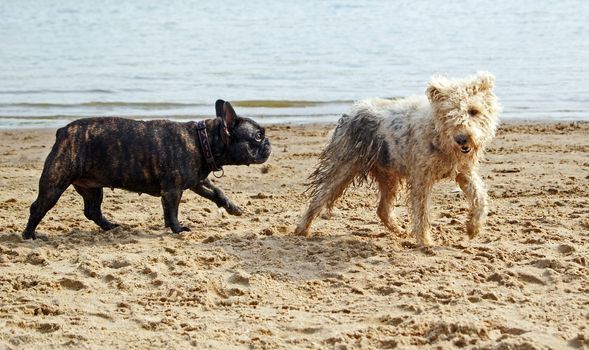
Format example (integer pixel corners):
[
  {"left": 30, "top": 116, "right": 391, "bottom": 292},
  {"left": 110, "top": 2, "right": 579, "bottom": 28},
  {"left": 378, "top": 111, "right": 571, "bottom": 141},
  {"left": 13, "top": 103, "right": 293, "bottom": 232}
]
[
  {"left": 0, "top": 117, "right": 587, "bottom": 132},
  {"left": 1, "top": 121, "right": 588, "bottom": 348}
]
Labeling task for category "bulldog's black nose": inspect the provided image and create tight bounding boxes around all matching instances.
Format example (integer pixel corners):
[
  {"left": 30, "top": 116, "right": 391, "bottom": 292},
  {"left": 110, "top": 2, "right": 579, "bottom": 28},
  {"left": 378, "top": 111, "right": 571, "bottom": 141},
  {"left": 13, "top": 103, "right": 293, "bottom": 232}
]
[{"left": 454, "top": 134, "right": 468, "bottom": 146}]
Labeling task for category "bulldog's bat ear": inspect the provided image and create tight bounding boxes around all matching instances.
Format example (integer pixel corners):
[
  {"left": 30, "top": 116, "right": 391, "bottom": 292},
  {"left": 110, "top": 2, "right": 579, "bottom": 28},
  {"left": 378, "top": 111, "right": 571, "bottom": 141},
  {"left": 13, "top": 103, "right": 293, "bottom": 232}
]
[
  {"left": 223, "top": 101, "right": 236, "bottom": 129},
  {"left": 215, "top": 99, "right": 225, "bottom": 118}
]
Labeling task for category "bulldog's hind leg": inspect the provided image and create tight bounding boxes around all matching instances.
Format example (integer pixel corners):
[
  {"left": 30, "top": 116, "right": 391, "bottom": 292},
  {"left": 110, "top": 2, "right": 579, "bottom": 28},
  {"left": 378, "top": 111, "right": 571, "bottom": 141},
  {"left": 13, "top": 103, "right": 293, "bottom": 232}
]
[
  {"left": 73, "top": 185, "right": 119, "bottom": 231},
  {"left": 22, "top": 136, "right": 76, "bottom": 240},
  {"left": 161, "top": 190, "right": 190, "bottom": 233},
  {"left": 22, "top": 171, "right": 71, "bottom": 240}
]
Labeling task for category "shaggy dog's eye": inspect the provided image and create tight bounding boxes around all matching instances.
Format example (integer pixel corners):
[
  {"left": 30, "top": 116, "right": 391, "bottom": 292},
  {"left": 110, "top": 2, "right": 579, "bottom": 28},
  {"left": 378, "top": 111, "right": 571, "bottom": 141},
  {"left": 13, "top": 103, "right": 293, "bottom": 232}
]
[
  {"left": 255, "top": 131, "right": 263, "bottom": 142},
  {"left": 468, "top": 108, "right": 480, "bottom": 117}
]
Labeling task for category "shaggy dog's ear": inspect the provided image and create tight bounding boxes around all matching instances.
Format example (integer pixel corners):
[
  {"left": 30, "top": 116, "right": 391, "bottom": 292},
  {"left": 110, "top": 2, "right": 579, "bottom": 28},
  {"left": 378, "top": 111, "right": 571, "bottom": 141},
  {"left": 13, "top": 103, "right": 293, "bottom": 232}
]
[
  {"left": 426, "top": 75, "right": 450, "bottom": 103},
  {"left": 474, "top": 71, "right": 495, "bottom": 91}
]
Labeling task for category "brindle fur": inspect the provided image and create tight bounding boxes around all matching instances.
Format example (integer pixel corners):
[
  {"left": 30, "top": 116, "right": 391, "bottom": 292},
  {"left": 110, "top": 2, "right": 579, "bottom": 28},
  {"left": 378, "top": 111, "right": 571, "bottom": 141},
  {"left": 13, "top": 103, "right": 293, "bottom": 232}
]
[{"left": 22, "top": 100, "right": 271, "bottom": 239}]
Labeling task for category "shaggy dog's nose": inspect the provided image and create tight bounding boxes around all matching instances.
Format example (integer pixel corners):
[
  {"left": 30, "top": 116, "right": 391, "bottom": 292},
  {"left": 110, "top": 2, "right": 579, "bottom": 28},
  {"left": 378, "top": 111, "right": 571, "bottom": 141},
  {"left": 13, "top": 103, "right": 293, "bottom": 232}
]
[{"left": 454, "top": 134, "right": 468, "bottom": 145}]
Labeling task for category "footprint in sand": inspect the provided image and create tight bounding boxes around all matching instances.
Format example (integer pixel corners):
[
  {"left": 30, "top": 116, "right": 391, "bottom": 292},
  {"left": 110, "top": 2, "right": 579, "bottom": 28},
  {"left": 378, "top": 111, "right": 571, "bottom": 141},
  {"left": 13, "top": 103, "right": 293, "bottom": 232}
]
[
  {"left": 228, "top": 270, "right": 251, "bottom": 286},
  {"left": 104, "top": 257, "right": 132, "bottom": 269},
  {"left": 36, "top": 322, "right": 61, "bottom": 333},
  {"left": 59, "top": 278, "right": 87, "bottom": 291},
  {"left": 25, "top": 251, "right": 46, "bottom": 265},
  {"left": 557, "top": 244, "right": 575, "bottom": 255},
  {"left": 515, "top": 270, "right": 546, "bottom": 286}
]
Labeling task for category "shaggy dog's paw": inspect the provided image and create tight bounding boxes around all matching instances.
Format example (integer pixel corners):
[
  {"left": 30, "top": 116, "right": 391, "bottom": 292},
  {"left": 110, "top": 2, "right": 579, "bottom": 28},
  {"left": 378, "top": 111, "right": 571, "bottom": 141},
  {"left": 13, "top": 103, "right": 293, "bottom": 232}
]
[
  {"left": 466, "top": 221, "right": 480, "bottom": 239},
  {"left": 294, "top": 224, "right": 310, "bottom": 237},
  {"left": 417, "top": 232, "right": 433, "bottom": 247}
]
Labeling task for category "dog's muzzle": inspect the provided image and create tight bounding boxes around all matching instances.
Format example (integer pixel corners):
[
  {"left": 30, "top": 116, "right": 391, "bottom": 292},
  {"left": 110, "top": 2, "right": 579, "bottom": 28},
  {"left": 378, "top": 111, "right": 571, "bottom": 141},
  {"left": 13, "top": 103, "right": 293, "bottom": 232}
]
[
  {"left": 454, "top": 134, "right": 471, "bottom": 154},
  {"left": 256, "top": 139, "right": 272, "bottom": 163}
]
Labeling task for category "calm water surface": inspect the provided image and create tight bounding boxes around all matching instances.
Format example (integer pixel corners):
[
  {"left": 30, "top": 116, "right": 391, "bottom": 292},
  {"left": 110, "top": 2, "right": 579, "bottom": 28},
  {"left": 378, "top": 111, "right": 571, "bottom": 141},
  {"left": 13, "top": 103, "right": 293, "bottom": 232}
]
[{"left": 1, "top": 0, "right": 588, "bottom": 128}]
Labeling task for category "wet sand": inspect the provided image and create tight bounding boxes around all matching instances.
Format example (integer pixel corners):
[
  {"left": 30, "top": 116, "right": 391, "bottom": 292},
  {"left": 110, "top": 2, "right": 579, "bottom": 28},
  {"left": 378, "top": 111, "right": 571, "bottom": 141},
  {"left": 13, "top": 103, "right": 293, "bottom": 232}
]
[{"left": 0, "top": 121, "right": 588, "bottom": 349}]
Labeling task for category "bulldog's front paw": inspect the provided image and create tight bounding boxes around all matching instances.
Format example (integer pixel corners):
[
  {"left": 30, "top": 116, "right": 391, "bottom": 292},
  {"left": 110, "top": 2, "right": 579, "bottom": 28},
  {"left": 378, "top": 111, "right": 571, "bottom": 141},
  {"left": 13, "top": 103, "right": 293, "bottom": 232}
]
[
  {"left": 225, "top": 203, "right": 243, "bottom": 216},
  {"left": 170, "top": 225, "right": 191, "bottom": 234},
  {"left": 22, "top": 230, "right": 37, "bottom": 240}
]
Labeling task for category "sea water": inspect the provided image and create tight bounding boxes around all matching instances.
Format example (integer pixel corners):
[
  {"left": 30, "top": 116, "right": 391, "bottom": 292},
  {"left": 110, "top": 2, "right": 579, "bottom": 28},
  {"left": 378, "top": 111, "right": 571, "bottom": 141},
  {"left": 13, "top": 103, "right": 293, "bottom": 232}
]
[{"left": 1, "top": 0, "right": 588, "bottom": 128}]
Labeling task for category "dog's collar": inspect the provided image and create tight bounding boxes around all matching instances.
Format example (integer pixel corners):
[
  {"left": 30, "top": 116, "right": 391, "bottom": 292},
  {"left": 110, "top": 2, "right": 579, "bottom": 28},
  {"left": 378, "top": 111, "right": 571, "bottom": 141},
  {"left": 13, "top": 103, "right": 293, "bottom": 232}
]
[{"left": 196, "top": 120, "right": 224, "bottom": 177}]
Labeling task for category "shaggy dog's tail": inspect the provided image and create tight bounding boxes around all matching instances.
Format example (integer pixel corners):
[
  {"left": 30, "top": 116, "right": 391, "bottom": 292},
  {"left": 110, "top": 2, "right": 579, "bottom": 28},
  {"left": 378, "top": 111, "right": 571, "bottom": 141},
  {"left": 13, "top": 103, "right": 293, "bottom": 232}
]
[{"left": 305, "top": 113, "right": 384, "bottom": 199}]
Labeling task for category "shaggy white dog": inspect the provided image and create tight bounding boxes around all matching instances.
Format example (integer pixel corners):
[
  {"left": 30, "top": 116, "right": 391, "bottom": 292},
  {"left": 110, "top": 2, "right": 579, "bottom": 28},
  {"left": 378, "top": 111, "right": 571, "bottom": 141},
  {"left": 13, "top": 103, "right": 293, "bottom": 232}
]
[{"left": 296, "top": 72, "right": 501, "bottom": 246}]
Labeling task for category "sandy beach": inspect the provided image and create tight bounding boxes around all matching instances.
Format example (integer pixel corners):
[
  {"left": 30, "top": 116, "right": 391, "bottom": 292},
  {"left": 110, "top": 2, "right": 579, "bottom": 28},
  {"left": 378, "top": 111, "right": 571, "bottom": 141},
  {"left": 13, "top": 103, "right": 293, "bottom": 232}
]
[{"left": 0, "top": 121, "right": 588, "bottom": 349}]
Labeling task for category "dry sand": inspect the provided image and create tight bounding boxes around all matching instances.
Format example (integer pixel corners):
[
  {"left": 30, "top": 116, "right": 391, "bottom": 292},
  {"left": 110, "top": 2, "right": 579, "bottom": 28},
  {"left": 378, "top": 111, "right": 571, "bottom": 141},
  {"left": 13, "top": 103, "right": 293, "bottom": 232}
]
[{"left": 0, "top": 121, "right": 588, "bottom": 349}]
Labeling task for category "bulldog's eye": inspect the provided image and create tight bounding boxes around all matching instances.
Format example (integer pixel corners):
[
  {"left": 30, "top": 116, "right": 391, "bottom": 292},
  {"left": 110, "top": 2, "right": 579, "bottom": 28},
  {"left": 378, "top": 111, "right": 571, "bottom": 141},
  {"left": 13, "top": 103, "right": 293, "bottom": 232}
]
[{"left": 255, "top": 131, "right": 263, "bottom": 142}]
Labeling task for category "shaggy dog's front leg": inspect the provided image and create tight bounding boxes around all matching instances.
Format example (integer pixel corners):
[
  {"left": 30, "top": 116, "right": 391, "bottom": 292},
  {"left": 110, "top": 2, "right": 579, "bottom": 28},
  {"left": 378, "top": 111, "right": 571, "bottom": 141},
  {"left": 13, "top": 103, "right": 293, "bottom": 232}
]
[
  {"left": 410, "top": 180, "right": 434, "bottom": 247},
  {"left": 456, "top": 172, "right": 488, "bottom": 239}
]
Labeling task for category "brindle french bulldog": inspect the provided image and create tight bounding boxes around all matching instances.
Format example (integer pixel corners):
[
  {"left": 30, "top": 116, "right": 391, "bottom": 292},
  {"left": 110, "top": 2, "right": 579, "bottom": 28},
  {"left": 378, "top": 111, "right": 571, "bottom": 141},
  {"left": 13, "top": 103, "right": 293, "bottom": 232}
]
[{"left": 22, "top": 100, "right": 271, "bottom": 239}]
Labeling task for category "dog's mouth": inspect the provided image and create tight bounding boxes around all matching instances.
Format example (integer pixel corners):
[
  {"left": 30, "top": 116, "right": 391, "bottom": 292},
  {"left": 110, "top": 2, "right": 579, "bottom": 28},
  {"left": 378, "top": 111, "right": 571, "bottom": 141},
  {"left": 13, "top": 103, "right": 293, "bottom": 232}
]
[
  {"left": 255, "top": 142, "right": 272, "bottom": 163},
  {"left": 460, "top": 146, "right": 471, "bottom": 154}
]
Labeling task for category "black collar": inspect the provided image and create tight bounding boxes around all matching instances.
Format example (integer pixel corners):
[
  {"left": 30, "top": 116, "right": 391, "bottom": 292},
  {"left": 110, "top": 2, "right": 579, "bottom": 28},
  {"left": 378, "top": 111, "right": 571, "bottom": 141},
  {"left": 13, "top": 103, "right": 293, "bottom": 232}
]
[{"left": 196, "top": 120, "right": 223, "bottom": 174}]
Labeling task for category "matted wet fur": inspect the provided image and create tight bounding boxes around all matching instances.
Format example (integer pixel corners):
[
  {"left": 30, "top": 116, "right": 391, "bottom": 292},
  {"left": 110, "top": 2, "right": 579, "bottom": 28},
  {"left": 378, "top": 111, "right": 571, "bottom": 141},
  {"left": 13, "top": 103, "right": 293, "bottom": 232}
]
[{"left": 296, "top": 72, "right": 501, "bottom": 246}]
